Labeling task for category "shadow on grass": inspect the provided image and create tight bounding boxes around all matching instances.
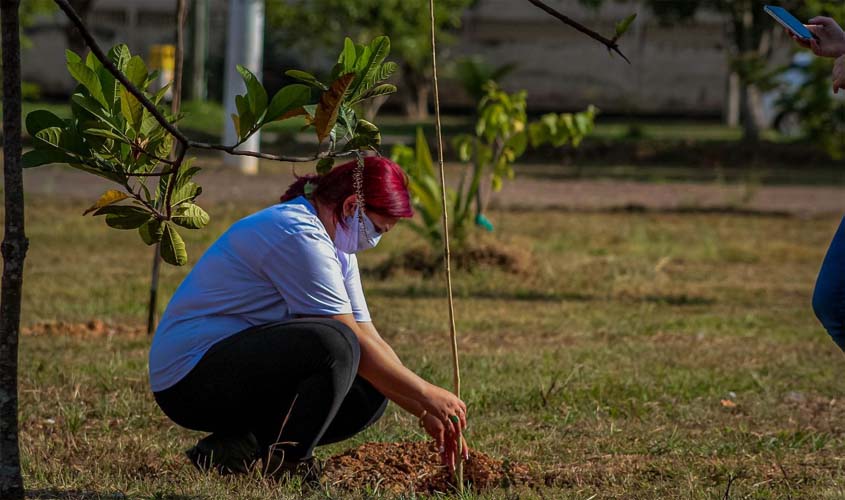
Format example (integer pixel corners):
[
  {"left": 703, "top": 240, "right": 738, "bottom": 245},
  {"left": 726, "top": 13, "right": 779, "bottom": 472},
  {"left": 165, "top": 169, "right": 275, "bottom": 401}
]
[{"left": 367, "top": 287, "right": 716, "bottom": 306}]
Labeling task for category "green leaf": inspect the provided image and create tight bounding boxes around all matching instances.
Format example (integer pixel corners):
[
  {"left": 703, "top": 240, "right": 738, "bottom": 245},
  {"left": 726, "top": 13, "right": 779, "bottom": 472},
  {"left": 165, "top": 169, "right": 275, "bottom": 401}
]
[
  {"left": 234, "top": 94, "right": 255, "bottom": 139},
  {"left": 172, "top": 203, "right": 209, "bottom": 230},
  {"left": 67, "top": 61, "right": 108, "bottom": 107},
  {"left": 121, "top": 87, "right": 144, "bottom": 132},
  {"left": 314, "top": 73, "right": 356, "bottom": 144},
  {"left": 264, "top": 84, "right": 311, "bottom": 123},
  {"left": 344, "top": 119, "right": 381, "bottom": 151},
  {"left": 138, "top": 218, "right": 164, "bottom": 245},
  {"left": 22, "top": 149, "right": 76, "bottom": 168},
  {"left": 351, "top": 83, "right": 396, "bottom": 104},
  {"left": 237, "top": 65, "right": 268, "bottom": 119},
  {"left": 71, "top": 93, "right": 118, "bottom": 131},
  {"left": 285, "top": 70, "right": 328, "bottom": 91},
  {"left": 160, "top": 223, "right": 188, "bottom": 266},
  {"left": 124, "top": 55, "right": 148, "bottom": 87},
  {"left": 94, "top": 205, "right": 152, "bottom": 230},
  {"left": 316, "top": 157, "right": 334, "bottom": 175},
  {"left": 83, "top": 189, "right": 130, "bottom": 215},
  {"left": 171, "top": 181, "right": 202, "bottom": 206},
  {"left": 85, "top": 128, "right": 128, "bottom": 143},
  {"left": 66, "top": 49, "right": 82, "bottom": 65},
  {"left": 340, "top": 37, "right": 357, "bottom": 74},
  {"left": 615, "top": 13, "right": 637, "bottom": 38},
  {"left": 25, "top": 109, "right": 65, "bottom": 138},
  {"left": 348, "top": 36, "right": 390, "bottom": 100}
]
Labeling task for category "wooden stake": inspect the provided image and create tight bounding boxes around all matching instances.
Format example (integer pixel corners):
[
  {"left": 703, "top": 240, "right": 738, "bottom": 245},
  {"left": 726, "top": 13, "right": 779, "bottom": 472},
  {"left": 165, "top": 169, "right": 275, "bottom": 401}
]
[{"left": 428, "top": 0, "right": 463, "bottom": 491}]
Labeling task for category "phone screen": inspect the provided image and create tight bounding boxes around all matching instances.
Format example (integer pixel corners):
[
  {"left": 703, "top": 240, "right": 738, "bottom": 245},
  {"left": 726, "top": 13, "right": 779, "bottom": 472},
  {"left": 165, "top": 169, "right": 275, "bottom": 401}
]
[{"left": 765, "top": 5, "right": 814, "bottom": 40}]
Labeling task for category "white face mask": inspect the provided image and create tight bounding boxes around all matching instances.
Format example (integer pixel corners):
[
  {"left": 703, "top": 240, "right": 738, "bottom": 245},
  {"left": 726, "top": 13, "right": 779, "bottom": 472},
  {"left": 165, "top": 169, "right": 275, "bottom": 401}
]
[{"left": 334, "top": 206, "right": 381, "bottom": 254}]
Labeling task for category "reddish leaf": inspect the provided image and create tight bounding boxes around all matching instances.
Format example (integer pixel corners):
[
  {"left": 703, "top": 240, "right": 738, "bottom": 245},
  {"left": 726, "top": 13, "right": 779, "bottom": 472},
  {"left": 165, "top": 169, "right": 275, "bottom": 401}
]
[{"left": 314, "top": 73, "right": 355, "bottom": 144}]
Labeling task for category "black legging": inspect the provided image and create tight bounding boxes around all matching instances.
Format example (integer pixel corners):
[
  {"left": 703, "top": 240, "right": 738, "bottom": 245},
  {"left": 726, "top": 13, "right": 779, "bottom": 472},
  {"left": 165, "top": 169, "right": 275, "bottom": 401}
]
[{"left": 153, "top": 318, "right": 388, "bottom": 461}]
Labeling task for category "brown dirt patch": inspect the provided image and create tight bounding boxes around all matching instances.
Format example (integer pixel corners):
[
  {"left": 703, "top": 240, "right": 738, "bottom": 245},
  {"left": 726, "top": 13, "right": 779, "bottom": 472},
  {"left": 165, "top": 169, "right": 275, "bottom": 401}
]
[
  {"left": 22, "top": 320, "right": 144, "bottom": 339},
  {"left": 370, "top": 242, "right": 533, "bottom": 278},
  {"left": 323, "top": 441, "right": 532, "bottom": 495}
]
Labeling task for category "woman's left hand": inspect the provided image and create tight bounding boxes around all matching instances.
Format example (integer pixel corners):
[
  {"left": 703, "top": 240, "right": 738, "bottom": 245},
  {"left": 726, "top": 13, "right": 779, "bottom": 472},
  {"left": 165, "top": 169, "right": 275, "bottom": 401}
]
[
  {"left": 421, "top": 413, "right": 470, "bottom": 472},
  {"left": 835, "top": 55, "right": 845, "bottom": 93}
]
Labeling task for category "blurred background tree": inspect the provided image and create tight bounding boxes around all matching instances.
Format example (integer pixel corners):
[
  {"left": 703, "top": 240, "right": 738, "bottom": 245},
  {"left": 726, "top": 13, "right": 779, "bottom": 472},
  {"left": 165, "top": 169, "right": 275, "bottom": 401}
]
[{"left": 266, "top": 0, "right": 477, "bottom": 120}]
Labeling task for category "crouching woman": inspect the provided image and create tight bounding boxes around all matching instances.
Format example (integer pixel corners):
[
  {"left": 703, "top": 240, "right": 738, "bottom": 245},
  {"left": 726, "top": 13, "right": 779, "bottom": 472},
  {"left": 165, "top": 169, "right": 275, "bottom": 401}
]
[{"left": 149, "top": 157, "right": 468, "bottom": 482}]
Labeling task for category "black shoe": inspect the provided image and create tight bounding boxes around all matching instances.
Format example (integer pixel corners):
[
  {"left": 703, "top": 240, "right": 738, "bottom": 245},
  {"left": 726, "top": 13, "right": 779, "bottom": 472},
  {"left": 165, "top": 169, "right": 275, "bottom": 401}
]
[
  {"left": 262, "top": 453, "right": 322, "bottom": 486},
  {"left": 185, "top": 432, "right": 260, "bottom": 475}
]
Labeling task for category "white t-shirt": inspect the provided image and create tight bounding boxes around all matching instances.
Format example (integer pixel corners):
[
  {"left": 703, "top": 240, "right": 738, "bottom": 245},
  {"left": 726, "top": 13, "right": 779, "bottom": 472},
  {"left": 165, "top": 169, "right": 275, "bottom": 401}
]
[{"left": 148, "top": 196, "right": 371, "bottom": 392}]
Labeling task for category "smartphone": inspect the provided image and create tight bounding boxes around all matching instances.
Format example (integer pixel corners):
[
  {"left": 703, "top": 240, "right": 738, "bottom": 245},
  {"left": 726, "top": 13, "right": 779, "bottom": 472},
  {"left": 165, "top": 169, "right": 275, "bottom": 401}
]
[{"left": 765, "top": 5, "right": 815, "bottom": 41}]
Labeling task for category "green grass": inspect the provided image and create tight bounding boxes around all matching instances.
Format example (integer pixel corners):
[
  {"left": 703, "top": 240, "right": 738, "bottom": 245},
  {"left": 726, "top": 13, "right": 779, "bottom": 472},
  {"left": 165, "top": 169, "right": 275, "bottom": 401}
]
[{"left": 11, "top": 196, "right": 845, "bottom": 498}]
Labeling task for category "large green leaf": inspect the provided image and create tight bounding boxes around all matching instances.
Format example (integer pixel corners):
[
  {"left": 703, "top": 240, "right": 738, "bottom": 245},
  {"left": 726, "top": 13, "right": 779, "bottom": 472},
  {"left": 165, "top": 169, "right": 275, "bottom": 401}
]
[
  {"left": 160, "top": 223, "right": 188, "bottom": 266},
  {"left": 348, "top": 36, "right": 390, "bottom": 101},
  {"left": 236, "top": 65, "right": 268, "bottom": 119},
  {"left": 94, "top": 205, "right": 152, "bottom": 230},
  {"left": 264, "top": 84, "right": 311, "bottom": 123},
  {"left": 314, "top": 73, "right": 356, "bottom": 144},
  {"left": 350, "top": 83, "right": 396, "bottom": 104},
  {"left": 25, "top": 109, "right": 65, "bottom": 138},
  {"left": 285, "top": 70, "right": 327, "bottom": 91},
  {"left": 67, "top": 61, "right": 108, "bottom": 108},
  {"left": 22, "top": 149, "right": 76, "bottom": 168},
  {"left": 170, "top": 181, "right": 202, "bottom": 206},
  {"left": 125, "top": 55, "right": 148, "bottom": 87},
  {"left": 138, "top": 218, "right": 164, "bottom": 245},
  {"left": 172, "top": 203, "right": 210, "bottom": 229}
]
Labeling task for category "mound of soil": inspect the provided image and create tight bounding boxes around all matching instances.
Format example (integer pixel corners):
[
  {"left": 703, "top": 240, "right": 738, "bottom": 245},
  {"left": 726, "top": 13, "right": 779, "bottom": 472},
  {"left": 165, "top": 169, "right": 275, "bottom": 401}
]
[
  {"left": 371, "top": 242, "right": 532, "bottom": 278},
  {"left": 22, "top": 320, "right": 143, "bottom": 338},
  {"left": 323, "top": 441, "right": 532, "bottom": 495}
]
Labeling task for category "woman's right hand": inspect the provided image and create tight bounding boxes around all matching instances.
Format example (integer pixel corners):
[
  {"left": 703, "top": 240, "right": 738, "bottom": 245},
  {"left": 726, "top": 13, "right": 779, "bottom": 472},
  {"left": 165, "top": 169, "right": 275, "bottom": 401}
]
[
  {"left": 795, "top": 17, "right": 845, "bottom": 58},
  {"left": 419, "top": 384, "right": 467, "bottom": 436}
]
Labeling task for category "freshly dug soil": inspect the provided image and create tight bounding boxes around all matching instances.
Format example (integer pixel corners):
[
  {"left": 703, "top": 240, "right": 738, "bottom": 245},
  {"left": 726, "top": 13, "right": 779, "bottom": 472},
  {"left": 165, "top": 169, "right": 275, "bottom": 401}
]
[
  {"left": 370, "top": 242, "right": 532, "bottom": 278},
  {"left": 22, "top": 320, "right": 144, "bottom": 338},
  {"left": 323, "top": 441, "right": 532, "bottom": 495}
]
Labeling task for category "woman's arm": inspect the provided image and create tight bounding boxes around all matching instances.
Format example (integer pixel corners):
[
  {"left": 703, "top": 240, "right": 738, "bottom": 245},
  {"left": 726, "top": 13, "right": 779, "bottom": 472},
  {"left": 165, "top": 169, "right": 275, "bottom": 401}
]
[{"left": 327, "top": 314, "right": 469, "bottom": 468}]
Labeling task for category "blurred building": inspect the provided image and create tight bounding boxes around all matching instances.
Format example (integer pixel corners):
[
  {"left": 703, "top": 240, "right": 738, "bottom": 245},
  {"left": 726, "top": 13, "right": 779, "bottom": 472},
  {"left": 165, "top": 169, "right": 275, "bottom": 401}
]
[{"left": 22, "top": 0, "right": 791, "bottom": 118}]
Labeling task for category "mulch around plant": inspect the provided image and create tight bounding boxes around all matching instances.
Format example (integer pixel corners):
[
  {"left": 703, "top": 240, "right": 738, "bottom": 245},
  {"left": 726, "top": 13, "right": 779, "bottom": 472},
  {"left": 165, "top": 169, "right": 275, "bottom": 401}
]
[{"left": 323, "top": 441, "right": 533, "bottom": 495}]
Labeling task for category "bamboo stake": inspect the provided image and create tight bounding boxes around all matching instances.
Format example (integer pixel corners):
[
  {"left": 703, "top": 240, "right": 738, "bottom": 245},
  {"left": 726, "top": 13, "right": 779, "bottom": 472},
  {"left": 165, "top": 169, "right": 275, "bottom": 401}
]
[{"left": 427, "top": 0, "right": 463, "bottom": 491}]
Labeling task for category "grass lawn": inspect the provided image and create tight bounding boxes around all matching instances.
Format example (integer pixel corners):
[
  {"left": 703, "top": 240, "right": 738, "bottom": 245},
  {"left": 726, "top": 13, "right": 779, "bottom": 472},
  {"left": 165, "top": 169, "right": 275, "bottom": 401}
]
[{"left": 11, "top": 194, "right": 845, "bottom": 498}]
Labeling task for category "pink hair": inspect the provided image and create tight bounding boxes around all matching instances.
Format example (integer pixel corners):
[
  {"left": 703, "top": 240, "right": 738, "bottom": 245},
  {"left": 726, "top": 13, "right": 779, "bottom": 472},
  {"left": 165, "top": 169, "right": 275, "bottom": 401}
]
[{"left": 281, "top": 156, "right": 414, "bottom": 223}]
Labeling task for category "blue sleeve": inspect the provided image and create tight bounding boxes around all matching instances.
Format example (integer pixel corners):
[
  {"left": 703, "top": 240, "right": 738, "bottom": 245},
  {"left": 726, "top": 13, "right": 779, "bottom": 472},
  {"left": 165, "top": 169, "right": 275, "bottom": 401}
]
[
  {"left": 343, "top": 254, "right": 371, "bottom": 323},
  {"left": 813, "top": 216, "right": 845, "bottom": 351},
  {"left": 261, "top": 231, "right": 353, "bottom": 317}
]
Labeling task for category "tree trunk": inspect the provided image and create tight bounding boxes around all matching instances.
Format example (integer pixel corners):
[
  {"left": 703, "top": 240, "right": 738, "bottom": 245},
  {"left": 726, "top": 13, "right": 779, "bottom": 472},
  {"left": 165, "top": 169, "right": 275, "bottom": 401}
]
[
  {"left": 401, "top": 65, "right": 431, "bottom": 120},
  {"left": 0, "top": 1, "right": 27, "bottom": 498},
  {"left": 739, "top": 80, "right": 760, "bottom": 143}
]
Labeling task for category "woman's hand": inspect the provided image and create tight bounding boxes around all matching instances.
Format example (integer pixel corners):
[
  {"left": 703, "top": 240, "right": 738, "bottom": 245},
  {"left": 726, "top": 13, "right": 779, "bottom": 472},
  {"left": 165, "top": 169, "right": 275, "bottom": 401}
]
[
  {"left": 834, "top": 55, "right": 845, "bottom": 94},
  {"left": 420, "top": 412, "right": 470, "bottom": 472},
  {"left": 419, "top": 384, "right": 467, "bottom": 435},
  {"left": 793, "top": 17, "right": 845, "bottom": 58}
]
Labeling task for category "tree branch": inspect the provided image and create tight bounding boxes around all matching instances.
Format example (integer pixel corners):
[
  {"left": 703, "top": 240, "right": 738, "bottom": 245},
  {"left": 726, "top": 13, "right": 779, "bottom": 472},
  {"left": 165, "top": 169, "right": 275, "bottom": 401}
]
[
  {"left": 54, "top": 0, "right": 190, "bottom": 145},
  {"left": 187, "top": 141, "right": 357, "bottom": 163},
  {"left": 524, "top": 0, "right": 631, "bottom": 64}
]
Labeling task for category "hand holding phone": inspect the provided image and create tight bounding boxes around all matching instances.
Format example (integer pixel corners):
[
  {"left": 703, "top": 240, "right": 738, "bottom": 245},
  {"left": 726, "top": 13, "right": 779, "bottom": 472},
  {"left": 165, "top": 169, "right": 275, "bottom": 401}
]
[
  {"left": 768, "top": 5, "right": 845, "bottom": 59},
  {"left": 765, "top": 5, "right": 815, "bottom": 41}
]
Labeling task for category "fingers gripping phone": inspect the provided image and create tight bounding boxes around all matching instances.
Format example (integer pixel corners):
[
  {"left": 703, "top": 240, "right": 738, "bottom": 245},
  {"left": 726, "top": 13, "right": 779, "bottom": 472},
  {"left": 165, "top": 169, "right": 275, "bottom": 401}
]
[{"left": 765, "top": 5, "right": 816, "bottom": 41}]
